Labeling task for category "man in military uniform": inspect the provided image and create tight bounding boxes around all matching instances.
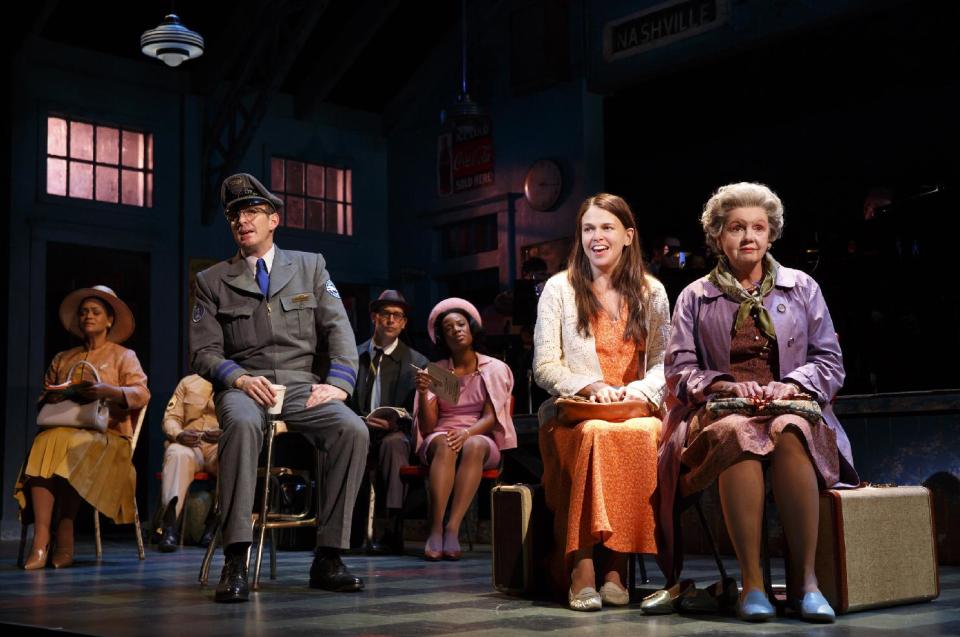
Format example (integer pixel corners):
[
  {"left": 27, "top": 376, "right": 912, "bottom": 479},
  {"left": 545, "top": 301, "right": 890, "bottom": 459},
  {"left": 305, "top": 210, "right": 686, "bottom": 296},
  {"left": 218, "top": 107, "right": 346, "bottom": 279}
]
[
  {"left": 349, "top": 290, "right": 427, "bottom": 554},
  {"left": 158, "top": 373, "right": 219, "bottom": 552},
  {"left": 190, "top": 173, "right": 368, "bottom": 603}
]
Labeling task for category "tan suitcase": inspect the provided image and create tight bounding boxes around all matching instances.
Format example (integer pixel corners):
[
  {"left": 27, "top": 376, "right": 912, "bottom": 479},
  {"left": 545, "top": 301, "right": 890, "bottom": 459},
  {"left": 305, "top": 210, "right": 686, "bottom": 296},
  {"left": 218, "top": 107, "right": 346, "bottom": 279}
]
[{"left": 815, "top": 485, "right": 940, "bottom": 613}]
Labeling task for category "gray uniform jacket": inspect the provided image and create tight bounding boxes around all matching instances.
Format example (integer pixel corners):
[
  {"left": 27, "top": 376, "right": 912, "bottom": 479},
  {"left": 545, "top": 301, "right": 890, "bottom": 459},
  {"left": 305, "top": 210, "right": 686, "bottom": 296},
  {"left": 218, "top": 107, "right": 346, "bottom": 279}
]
[{"left": 190, "top": 246, "right": 358, "bottom": 394}]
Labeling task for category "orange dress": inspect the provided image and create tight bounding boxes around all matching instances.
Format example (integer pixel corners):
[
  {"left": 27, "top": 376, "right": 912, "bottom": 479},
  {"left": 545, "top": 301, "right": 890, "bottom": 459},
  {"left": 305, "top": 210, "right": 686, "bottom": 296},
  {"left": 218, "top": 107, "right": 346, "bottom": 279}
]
[{"left": 539, "top": 308, "right": 661, "bottom": 592}]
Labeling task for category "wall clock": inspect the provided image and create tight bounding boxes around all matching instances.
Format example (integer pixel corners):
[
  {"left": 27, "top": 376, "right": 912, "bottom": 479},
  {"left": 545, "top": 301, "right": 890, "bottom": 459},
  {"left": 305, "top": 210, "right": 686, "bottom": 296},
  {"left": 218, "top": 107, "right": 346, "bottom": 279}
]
[{"left": 523, "top": 159, "right": 563, "bottom": 211}]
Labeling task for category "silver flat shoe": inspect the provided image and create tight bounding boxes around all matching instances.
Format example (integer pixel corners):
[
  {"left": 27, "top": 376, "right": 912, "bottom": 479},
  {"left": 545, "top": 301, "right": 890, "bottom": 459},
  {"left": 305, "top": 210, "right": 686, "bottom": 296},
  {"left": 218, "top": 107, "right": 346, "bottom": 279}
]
[
  {"left": 568, "top": 586, "right": 602, "bottom": 612},
  {"left": 790, "top": 590, "right": 836, "bottom": 623},
  {"left": 599, "top": 581, "right": 630, "bottom": 606}
]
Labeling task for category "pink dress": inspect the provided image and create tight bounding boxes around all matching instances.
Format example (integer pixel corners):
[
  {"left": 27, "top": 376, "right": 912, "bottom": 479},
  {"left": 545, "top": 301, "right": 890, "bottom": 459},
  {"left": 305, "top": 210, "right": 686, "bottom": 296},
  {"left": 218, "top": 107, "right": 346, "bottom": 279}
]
[{"left": 417, "top": 371, "right": 501, "bottom": 470}]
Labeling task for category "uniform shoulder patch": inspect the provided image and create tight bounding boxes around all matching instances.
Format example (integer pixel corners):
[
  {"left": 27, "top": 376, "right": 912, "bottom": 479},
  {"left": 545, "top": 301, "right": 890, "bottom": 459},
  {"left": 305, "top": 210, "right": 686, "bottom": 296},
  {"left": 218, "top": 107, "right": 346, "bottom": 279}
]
[
  {"left": 325, "top": 280, "right": 341, "bottom": 299},
  {"left": 192, "top": 303, "right": 204, "bottom": 323}
]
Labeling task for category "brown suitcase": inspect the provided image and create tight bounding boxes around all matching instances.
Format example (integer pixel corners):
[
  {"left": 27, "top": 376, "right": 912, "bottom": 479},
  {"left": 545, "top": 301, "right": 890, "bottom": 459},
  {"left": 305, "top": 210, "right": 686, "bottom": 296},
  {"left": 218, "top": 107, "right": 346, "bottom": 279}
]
[
  {"left": 491, "top": 484, "right": 548, "bottom": 595},
  {"left": 815, "top": 485, "right": 940, "bottom": 613}
]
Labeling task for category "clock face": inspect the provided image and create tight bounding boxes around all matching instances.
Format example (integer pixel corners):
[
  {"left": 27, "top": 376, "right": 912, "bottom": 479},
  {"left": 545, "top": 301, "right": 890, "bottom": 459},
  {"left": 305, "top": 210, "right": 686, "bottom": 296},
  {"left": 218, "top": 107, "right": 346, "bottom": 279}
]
[{"left": 524, "top": 159, "right": 563, "bottom": 211}]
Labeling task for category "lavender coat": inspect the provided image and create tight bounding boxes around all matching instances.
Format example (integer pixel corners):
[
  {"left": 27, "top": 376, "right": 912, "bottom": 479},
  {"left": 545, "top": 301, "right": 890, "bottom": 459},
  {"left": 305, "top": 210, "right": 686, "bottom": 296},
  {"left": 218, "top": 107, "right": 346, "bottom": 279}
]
[{"left": 655, "top": 265, "right": 859, "bottom": 583}]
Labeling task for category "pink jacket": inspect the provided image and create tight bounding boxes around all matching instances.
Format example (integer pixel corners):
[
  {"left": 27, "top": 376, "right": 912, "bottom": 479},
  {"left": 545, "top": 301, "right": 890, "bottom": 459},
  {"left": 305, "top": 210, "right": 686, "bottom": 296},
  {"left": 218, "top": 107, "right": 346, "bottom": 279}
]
[{"left": 413, "top": 353, "right": 517, "bottom": 454}]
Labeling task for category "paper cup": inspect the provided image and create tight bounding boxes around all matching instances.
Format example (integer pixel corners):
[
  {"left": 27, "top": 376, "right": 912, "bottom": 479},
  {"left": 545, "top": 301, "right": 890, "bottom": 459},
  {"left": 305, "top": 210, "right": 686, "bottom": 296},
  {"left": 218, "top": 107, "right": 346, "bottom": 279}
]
[{"left": 267, "top": 384, "right": 286, "bottom": 415}]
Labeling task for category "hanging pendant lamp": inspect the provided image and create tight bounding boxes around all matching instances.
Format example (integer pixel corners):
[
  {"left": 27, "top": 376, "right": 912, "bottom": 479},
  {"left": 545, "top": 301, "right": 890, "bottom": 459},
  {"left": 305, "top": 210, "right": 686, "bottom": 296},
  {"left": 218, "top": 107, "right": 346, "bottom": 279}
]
[{"left": 141, "top": 14, "right": 204, "bottom": 67}]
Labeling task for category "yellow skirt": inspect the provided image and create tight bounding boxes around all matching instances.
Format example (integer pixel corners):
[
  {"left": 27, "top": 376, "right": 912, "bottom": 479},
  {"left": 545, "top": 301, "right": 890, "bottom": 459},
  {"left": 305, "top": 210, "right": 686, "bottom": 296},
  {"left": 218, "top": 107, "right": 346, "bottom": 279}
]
[{"left": 14, "top": 426, "right": 137, "bottom": 524}]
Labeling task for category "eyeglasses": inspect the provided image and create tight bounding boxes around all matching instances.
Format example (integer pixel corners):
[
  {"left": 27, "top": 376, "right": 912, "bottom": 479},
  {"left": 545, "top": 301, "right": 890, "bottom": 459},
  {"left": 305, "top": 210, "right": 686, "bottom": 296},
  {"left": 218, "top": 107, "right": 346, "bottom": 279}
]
[
  {"left": 225, "top": 207, "right": 273, "bottom": 223},
  {"left": 377, "top": 310, "right": 406, "bottom": 322}
]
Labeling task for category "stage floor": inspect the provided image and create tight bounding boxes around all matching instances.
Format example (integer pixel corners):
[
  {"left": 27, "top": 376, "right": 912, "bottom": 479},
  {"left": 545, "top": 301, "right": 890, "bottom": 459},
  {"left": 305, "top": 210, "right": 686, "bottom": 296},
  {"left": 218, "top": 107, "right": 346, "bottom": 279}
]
[{"left": 0, "top": 539, "right": 956, "bottom": 636}]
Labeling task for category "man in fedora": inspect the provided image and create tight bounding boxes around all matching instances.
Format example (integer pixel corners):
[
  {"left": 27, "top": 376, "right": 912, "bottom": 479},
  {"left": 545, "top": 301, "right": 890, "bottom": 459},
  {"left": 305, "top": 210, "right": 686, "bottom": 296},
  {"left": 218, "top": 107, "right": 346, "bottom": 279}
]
[
  {"left": 349, "top": 290, "right": 428, "bottom": 554},
  {"left": 190, "top": 173, "right": 368, "bottom": 602}
]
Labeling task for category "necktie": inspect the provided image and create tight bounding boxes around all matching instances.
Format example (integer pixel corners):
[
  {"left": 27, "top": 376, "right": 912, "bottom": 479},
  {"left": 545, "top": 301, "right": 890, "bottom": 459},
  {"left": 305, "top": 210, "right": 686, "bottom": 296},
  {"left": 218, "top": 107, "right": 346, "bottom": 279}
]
[
  {"left": 256, "top": 258, "right": 270, "bottom": 298},
  {"left": 363, "top": 348, "right": 384, "bottom": 413}
]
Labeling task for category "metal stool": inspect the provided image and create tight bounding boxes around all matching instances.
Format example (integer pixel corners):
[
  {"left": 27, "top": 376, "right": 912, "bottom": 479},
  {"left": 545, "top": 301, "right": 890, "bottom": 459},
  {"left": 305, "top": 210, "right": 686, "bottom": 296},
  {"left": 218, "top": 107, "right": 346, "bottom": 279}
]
[{"left": 199, "top": 418, "right": 322, "bottom": 590}]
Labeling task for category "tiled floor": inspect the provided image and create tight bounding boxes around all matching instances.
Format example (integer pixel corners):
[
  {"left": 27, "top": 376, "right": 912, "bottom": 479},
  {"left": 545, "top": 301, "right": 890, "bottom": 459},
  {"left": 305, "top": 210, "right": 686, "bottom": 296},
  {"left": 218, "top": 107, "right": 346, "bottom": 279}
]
[{"left": 0, "top": 539, "right": 956, "bottom": 636}]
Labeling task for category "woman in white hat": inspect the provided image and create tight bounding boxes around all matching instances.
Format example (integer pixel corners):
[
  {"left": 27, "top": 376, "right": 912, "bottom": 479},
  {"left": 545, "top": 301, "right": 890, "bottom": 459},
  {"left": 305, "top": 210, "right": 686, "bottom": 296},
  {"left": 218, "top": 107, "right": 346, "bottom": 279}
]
[
  {"left": 16, "top": 285, "right": 150, "bottom": 570},
  {"left": 413, "top": 298, "right": 517, "bottom": 561}
]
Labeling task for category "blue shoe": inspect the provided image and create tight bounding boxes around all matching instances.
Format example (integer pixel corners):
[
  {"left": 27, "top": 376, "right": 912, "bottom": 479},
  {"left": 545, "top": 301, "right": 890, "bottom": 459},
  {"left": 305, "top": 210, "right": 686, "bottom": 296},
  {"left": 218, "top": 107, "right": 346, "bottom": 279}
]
[
  {"left": 791, "top": 591, "right": 836, "bottom": 623},
  {"left": 737, "top": 589, "right": 775, "bottom": 622}
]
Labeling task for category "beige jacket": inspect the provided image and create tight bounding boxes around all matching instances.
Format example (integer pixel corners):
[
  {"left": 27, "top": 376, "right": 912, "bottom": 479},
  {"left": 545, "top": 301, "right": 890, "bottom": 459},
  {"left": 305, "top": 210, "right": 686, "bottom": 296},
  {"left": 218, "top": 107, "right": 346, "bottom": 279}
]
[
  {"left": 162, "top": 374, "right": 217, "bottom": 442},
  {"left": 533, "top": 271, "right": 670, "bottom": 406}
]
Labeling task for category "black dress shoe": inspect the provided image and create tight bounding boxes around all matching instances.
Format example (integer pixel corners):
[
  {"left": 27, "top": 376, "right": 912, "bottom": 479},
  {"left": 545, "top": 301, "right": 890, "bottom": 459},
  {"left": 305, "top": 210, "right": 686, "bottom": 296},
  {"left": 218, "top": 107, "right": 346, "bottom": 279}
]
[
  {"left": 309, "top": 553, "right": 364, "bottom": 592},
  {"left": 366, "top": 531, "right": 404, "bottom": 556},
  {"left": 214, "top": 554, "right": 249, "bottom": 603},
  {"left": 198, "top": 525, "right": 216, "bottom": 549},
  {"left": 158, "top": 525, "right": 179, "bottom": 553}
]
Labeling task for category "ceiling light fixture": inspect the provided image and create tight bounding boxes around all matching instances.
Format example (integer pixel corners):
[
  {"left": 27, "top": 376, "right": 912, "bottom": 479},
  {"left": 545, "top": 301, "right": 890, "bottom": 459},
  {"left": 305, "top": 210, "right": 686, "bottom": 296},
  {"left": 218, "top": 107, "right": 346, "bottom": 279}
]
[{"left": 140, "top": 14, "right": 204, "bottom": 67}]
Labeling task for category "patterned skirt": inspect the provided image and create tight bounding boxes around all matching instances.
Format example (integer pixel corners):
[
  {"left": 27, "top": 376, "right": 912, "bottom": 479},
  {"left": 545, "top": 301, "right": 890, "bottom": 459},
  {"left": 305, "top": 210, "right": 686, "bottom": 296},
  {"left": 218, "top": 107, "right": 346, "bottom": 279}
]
[
  {"left": 539, "top": 415, "right": 661, "bottom": 590},
  {"left": 679, "top": 409, "right": 840, "bottom": 497}
]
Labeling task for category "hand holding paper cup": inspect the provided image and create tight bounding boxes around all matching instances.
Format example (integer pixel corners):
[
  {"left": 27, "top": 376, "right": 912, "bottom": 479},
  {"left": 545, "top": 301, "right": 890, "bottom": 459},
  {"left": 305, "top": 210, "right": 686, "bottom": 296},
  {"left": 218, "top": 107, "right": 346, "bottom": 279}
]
[{"left": 267, "top": 384, "right": 286, "bottom": 415}]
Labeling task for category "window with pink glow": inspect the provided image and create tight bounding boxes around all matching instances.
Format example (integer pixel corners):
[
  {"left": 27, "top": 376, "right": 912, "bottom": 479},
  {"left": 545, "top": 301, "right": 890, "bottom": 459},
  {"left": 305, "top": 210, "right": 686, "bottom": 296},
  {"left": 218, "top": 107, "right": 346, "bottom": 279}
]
[
  {"left": 46, "top": 115, "right": 154, "bottom": 208},
  {"left": 270, "top": 157, "right": 352, "bottom": 236}
]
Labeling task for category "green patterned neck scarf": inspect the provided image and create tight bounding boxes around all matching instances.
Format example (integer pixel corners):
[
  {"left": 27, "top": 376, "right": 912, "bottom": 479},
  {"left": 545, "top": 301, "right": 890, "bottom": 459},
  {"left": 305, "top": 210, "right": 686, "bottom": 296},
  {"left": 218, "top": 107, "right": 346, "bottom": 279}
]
[{"left": 708, "top": 253, "right": 779, "bottom": 341}]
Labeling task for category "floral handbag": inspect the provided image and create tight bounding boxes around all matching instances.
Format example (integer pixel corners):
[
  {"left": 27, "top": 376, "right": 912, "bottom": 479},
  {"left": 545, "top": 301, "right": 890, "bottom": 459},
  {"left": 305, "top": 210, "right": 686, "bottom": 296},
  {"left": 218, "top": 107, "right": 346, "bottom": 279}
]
[{"left": 705, "top": 391, "right": 823, "bottom": 422}]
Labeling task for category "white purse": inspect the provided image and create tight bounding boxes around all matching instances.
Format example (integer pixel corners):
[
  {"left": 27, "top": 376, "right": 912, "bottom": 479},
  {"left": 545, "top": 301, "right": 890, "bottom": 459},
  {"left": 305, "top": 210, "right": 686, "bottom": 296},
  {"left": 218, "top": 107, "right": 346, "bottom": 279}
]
[{"left": 37, "top": 360, "right": 109, "bottom": 433}]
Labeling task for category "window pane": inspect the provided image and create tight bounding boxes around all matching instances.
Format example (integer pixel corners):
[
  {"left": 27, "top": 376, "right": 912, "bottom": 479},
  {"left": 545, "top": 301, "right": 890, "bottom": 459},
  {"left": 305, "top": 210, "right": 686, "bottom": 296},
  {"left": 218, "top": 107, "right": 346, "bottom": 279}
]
[
  {"left": 345, "top": 204, "right": 353, "bottom": 236},
  {"left": 285, "top": 196, "right": 305, "bottom": 229},
  {"left": 306, "top": 164, "right": 324, "bottom": 198},
  {"left": 47, "top": 158, "right": 67, "bottom": 196},
  {"left": 146, "top": 173, "right": 153, "bottom": 208},
  {"left": 121, "top": 169, "right": 144, "bottom": 206},
  {"left": 286, "top": 160, "right": 304, "bottom": 195},
  {"left": 345, "top": 169, "right": 352, "bottom": 203},
  {"left": 336, "top": 202, "right": 346, "bottom": 234},
  {"left": 122, "top": 131, "right": 145, "bottom": 168},
  {"left": 306, "top": 199, "right": 325, "bottom": 231},
  {"left": 147, "top": 134, "right": 154, "bottom": 170},
  {"left": 96, "top": 126, "right": 119, "bottom": 164},
  {"left": 271, "top": 158, "right": 285, "bottom": 192},
  {"left": 95, "top": 166, "right": 119, "bottom": 202},
  {"left": 325, "top": 168, "right": 341, "bottom": 203},
  {"left": 69, "top": 162, "right": 93, "bottom": 198},
  {"left": 70, "top": 122, "right": 94, "bottom": 160},
  {"left": 324, "top": 201, "right": 338, "bottom": 233},
  {"left": 48, "top": 117, "right": 67, "bottom": 156}
]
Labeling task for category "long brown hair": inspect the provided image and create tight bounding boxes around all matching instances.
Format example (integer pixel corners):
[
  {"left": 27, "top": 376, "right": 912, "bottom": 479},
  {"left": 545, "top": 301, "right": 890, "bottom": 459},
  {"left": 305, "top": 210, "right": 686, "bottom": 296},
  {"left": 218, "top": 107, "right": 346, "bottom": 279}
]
[{"left": 567, "top": 193, "right": 650, "bottom": 344}]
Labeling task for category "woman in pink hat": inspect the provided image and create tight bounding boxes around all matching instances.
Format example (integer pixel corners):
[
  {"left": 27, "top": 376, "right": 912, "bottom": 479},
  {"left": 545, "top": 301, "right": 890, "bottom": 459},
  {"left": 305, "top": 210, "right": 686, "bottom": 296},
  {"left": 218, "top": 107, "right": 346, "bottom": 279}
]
[
  {"left": 413, "top": 298, "right": 516, "bottom": 560},
  {"left": 15, "top": 285, "right": 150, "bottom": 570}
]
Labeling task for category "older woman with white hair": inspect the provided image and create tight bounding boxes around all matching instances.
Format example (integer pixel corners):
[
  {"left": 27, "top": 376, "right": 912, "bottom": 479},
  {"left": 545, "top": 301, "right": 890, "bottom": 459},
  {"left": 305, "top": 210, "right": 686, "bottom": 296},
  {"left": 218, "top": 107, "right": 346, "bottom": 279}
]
[{"left": 655, "top": 182, "right": 858, "bottom": 622}]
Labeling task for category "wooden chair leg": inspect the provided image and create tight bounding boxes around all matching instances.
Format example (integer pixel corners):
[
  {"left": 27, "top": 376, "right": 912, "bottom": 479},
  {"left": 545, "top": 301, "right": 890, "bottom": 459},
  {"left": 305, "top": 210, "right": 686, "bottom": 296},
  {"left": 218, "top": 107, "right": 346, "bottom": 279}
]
[
  {"left": 133, "top": 499, "right": 146, "bottom": 560},
  {"left": 94, "top": 510, "right": 103, "bottom": 562},
  {"left": 365, "top": 470, "right": 377, "bottom": 550}
]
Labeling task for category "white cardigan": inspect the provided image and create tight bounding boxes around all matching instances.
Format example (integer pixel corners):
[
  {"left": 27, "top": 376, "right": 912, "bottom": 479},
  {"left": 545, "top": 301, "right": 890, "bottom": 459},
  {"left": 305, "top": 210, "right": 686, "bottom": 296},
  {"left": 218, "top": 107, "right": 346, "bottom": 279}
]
[{"left": 533, "top": 271, "right": 670, "bottom": 406}]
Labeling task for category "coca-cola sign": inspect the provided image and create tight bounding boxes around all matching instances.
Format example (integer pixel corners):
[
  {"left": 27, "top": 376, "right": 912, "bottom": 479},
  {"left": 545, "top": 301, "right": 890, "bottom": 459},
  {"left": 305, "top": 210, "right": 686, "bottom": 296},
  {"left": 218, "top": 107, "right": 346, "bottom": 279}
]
[{"left": 437, "top": 115, "right": 495, "bottom": 196}]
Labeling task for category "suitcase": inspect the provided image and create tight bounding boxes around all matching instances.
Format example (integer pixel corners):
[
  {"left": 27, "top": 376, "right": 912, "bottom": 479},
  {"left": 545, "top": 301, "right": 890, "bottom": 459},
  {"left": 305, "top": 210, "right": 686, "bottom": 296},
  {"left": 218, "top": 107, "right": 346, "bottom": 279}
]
[
  {"left": 815, "top": 485, "right": 940, "bottom": 613},
  {"left": 491, "top": 484, "right": 548, "bottom": 595}
]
